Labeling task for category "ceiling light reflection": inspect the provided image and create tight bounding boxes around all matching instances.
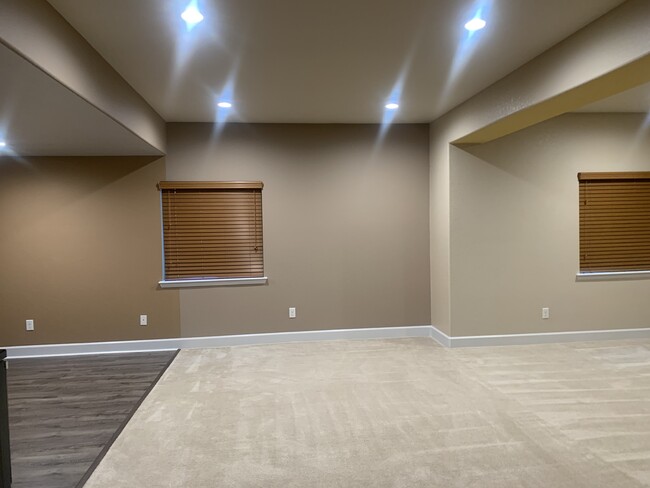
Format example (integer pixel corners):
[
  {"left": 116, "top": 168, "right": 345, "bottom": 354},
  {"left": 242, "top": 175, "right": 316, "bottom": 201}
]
[
  {"left": 181, "top": 0, "right": 204, "bottom": 30},
  {"left": 464, "top": 17, "right": 486, "bottom": 32}
]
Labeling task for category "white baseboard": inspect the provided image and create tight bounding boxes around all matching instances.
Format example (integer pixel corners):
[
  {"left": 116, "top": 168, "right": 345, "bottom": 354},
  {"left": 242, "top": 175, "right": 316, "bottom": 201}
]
[
  {"left": 3, "top": 325, "right": 433, "bottom": 359},
  {"left": 5, "top": 324, "right": 650, "bottom": 358},
  {"left": 430, "top": 325, "right": 650, "bottom": 348},
  {"left": 428, "top": 325, "right": 451, "bottom": 347}
]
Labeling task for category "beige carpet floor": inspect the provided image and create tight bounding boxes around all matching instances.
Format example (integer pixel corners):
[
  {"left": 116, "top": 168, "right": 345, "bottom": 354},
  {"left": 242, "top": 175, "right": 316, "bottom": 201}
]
[{"left": 83, "top": 338, "right": 650, "bottom": 487}]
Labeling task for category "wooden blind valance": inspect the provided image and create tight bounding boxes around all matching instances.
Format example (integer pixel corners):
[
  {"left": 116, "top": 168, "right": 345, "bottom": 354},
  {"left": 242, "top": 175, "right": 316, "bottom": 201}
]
[
  {"left": 578, "top": 172, "right": 650, "bottom": 272},
  {"left": 159, "top": 181, "right": 264, "bottom": 280},
  {"left": 158, "top": 181, "right": 263, "bottom": 190}
]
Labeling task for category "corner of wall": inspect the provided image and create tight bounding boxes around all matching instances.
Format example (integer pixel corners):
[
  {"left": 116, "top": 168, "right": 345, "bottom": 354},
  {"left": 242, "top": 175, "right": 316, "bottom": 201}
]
[{"left": 428, "top": 122, "right": 451, "bottom": 336}]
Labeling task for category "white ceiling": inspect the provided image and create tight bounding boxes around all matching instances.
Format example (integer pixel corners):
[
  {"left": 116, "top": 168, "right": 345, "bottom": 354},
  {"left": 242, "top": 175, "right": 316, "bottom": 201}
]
[
  {"left": 48, "top": 0, "right": 628, "bottom": 124},
  {"left": 1, "top": 0, "right": 643, "bottom": 156}
]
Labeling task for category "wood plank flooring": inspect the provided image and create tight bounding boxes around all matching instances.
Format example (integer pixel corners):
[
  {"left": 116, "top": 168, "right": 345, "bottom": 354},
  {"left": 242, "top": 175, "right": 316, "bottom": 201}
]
[{"left": 6, "top": 351, "right": 177, "bottom": 488}]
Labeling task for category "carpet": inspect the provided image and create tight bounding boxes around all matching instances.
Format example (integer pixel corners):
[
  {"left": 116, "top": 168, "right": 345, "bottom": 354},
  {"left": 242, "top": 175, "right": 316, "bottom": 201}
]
[{"left": 83, "top": 338, "right": 650, "bottom": 487}]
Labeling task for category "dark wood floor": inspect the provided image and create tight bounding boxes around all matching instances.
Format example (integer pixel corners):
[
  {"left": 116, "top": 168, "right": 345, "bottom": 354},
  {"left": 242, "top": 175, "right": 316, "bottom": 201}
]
[{"left": 6, "top": 351, "right": 177, "bottom": 488}]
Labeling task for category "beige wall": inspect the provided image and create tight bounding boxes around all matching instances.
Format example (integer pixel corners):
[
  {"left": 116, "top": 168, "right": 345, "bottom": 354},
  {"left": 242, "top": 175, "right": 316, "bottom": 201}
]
[
  {"left": 428, "top": 122, "right": 451, "bottom": 335},
  {"left": 0, "top": 156, "right": 180, "bottom": 346},
  {"left": 450, "top": 113, "right": 650, "bottom": 336},
  {"left": 428, "top": 0, "right": 650, "bottom": 338},
  {"left": 166, "top": 123, "right": 431, "bottom": 337}
]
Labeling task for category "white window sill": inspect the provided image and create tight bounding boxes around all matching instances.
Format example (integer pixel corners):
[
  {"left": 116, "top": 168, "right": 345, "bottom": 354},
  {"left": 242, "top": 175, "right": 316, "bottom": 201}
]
[
  {"left": 158, "top": 277, "right": 268, "bottom": 288},
  {"left": 576, "top": 271, "right": 650, "bottom": 282}
]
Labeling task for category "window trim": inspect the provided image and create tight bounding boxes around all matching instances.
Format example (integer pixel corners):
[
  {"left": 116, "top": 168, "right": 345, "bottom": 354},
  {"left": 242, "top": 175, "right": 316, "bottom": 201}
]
[
  {"left": 158, "top": 277, "right": 268, "bottom": 288},
  {"left": 576, "top": 270, "right": 650, "bottom": 281}
]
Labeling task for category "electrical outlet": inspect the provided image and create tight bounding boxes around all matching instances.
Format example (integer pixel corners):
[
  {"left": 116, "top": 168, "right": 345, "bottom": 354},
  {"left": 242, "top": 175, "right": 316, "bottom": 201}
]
[
  {"left": 25, "top": 319, "right": 34, "bottom": 331},
  {"left": 541, "top": 307, "right": 550, "bottom": 319},
  {"left": 140, "top": 314, "right": 148, "bottom": 326},
  {"left": 288, "top": 307, "right": 296, "bottom": 319}
]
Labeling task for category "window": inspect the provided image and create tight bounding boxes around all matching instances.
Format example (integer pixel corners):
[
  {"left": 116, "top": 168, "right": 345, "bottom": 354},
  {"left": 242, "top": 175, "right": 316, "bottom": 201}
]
[
  {"left": 578, "top": 172, "right": 650, "bottom": 273},
  {"left": 158, "top": 181, "right": 265, "bottom": 286}
]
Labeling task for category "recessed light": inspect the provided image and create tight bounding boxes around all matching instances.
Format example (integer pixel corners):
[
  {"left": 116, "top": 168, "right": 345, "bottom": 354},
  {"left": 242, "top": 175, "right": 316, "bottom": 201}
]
[
  {"left": 464, "top": 17, "right": 486, "bottom": 31},
  {"left": 385, "top": 103, "right": 399, "bottom": 110},
  {"left": 0, "top": 142, "right": 6, "bottom": 148},
  {"left": 181, "top": 2, "right": 204, "bottom": 27},
  {"left": 217, "top": 101, "right": 233, "bottom": 108}
]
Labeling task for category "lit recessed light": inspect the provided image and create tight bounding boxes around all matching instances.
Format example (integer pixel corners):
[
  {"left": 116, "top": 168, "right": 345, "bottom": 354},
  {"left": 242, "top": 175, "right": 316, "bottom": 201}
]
[
  {"left": 0, "top": 141, "right": 6, "bottom": 148},
  {"left": 385, "top": 103, "right": 399, "bottom": 110},
  {"left": 464, "top": 17, "right": 486, "bottom": 31},
  {"left": 181, "top": 1, "right": 204, "bottom": 28},
  {"left": 217, "top": 101, "right": 233, "bottom": 108}
]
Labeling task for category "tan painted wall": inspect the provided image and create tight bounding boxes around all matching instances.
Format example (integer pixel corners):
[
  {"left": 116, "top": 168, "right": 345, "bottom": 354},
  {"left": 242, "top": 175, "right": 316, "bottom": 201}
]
[
  {"left": 0, "top": 156, "right": 180, "bottom": 346},
  {"left": 428, "top": 0, "right": 649, "bottom": 338},
  {"left": 165, "top": 123, "right": 431, "bottom": 337},
  {"left": 428, "top": 122, "right": 451, "bottom": 335},
  {"left": 0, "top": 0, "right": 165, "bottom": 153},
  {"left": 450, "top": 113, "right": 650, "bottom": 336}
]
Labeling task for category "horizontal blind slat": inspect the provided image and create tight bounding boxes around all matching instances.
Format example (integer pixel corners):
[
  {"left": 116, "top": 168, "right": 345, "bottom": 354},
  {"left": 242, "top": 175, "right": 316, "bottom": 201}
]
[
  {"left": 161, "top": 183, "right": 263, "bottom": 279},
  {"left": 579, "top": 176, "right": 650, "bottom": 272}
]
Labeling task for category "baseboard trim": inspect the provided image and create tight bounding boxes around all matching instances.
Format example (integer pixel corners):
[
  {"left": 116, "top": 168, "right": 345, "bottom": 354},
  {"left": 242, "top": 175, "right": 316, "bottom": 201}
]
[
  {"left": 3, "top": 325, "right": 433, "bottom": 359},
  {"left": 429, "top": 325, "right": 451, "bottom": 347},
  {"left": 6, "top": 324, "right": 650, "bottom": 358},
  {"left": 430, "top": 325, "right": 650, "bottom": 348}
]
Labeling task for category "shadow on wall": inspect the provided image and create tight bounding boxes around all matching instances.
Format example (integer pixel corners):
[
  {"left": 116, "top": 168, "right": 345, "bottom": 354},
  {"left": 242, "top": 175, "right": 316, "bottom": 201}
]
[
  {"left": 457, "top": 113, "right": 649, "bottom": 190},
  {"left": 0, "top": 156, "right": 161, "bottom": 234},
  {"left": 0, "top": 155, "right": 180, "bottom": 347}
]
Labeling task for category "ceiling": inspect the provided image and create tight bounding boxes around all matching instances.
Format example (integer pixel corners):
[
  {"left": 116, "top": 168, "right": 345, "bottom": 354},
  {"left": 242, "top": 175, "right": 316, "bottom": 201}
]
[
  {"left": 0, "top": 43, "right": 163, "bottom": 156},
  {"left": 1, "top": 0, "right": 645, "bottom": 156},
  {"left": 47, "top": 0, "right": 628, "bottom": 124}
]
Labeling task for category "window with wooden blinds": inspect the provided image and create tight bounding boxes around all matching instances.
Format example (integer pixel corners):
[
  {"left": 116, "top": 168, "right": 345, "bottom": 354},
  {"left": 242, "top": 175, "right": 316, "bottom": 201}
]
[
  {"left": 578, "top": 172, "right": 650, "bottom": 273},
  {"left": 159, "top": 181, "right": 264, "bottom": 280}
]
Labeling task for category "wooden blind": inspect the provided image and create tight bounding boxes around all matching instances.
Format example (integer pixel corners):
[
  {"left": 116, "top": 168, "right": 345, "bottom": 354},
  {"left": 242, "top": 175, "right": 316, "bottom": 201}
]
[
  {"left": 159, "top": 181, "right": 264, "bottom": 280},
  {"left": 578, "top": 172, "right": 650, "bottom": 272}
]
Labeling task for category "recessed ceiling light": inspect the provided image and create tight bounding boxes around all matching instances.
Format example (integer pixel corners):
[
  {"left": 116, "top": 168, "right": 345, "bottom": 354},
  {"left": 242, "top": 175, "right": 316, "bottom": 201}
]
[
  {"left": 464, "top": 17, "right": 486, "bottom": 32},
  {"left": 0, "top": 141, "right": 6, "bottom": 148},
  {"left": 385, "top": 103, "right": 399, "bottom": 110},
  {"left": 217, "top": 101, "right": 233, "bottom": 108},
  {"left": 181, "top": 1, "right": 204, "bottom": 27}
]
